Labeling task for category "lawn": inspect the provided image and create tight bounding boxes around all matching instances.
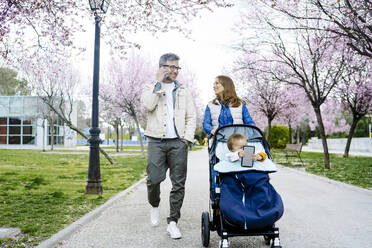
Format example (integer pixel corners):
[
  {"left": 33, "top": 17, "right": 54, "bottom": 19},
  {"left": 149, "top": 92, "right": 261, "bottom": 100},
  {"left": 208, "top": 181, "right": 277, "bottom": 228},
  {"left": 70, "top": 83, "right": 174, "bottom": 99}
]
[
  {"left": 0, "top": 149, "right": 147, "bottom": 247},
  {"left": 271, "top": 149, "right": 372, "bottom": 189},
  {"left": 46, "top": 145, "right": 202, "bottom": 154}
]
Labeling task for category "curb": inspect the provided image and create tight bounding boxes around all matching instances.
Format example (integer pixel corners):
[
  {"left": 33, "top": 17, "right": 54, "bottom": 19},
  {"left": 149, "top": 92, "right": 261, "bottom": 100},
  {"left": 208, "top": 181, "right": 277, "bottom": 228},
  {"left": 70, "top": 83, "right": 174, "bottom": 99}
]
[
  {"left": 302, "top": 146, "right": 372, "bottom": 157},
  {"left": 36, "top": 176, "right": 147, "bottom": 248},
  {"left": 278, "top": 165, "right": 372, "bottom": 195}
]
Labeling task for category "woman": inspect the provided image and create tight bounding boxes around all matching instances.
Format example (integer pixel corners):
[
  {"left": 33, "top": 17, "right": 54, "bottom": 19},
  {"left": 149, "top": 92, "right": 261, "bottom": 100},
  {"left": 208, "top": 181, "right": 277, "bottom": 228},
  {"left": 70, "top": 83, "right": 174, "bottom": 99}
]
[{"left": 203, "top": 75, "right": 255, "bottom": 135}]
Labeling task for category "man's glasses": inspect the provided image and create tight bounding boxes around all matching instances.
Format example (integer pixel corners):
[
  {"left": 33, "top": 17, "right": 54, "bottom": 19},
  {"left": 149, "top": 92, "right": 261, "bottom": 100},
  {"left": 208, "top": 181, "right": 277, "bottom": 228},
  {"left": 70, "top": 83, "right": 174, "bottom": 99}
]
[{"left": 161, "top": 64, "right": 181, "bottom": 71}]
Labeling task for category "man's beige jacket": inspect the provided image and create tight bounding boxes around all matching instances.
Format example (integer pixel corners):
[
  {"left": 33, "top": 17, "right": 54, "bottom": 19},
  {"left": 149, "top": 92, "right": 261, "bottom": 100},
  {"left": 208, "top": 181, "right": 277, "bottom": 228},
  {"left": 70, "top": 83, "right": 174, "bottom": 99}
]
[{"left": 141, "top": 81, "right": 196, "bottom": 142}]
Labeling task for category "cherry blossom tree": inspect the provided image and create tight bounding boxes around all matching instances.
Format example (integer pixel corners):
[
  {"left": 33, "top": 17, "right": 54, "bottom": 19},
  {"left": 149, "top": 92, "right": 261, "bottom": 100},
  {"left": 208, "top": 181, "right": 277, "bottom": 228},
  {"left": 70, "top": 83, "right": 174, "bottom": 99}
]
[
  {"left": 336, "top": 57, "right": 372, "bottom": 157},
  {"left": 236, "top": 69, "right": 292, "bottom": 141},
  {"left": 177, "top": 66, "right": 204, "bottom": 129},
  {"left": 100, "top": 100, "right": 123, "bottom": 152},
  {"left": 100, "top": 53, "right": 154, "bottom": 158},
  {"left": 0, "top": 0, "right": 233, "bottom": 60},
  {"left": 234, "top": 65, "right": 308, "bottom": 144},
  {"left": 307, "top": 98, "right": 350, "bottom": 135},
  {"left": 19, "top": 52, "right": 115, "bottom": 163},
  {"left": 276, "top": 85, "right": 309, "bottom": 143},
  {"left": 265, "top": 0, "right": 372, "bottom": 59},
  {"left": 235, "top": 7, "right": 348, "bottom": 169}
]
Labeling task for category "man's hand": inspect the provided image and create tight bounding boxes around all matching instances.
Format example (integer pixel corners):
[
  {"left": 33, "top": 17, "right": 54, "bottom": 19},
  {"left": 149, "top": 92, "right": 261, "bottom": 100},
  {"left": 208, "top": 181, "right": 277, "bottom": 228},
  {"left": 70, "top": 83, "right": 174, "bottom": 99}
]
[{"left": 156, "top": 66, "right": 168, "bottom": 82}]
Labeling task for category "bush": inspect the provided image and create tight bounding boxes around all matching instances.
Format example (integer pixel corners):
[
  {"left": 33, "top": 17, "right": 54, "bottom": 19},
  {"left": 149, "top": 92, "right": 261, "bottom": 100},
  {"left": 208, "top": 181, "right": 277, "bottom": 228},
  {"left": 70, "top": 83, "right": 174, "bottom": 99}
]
[
  {"left": 194, "top": 126, "right": 207, "bottom": 145},
  {"left": 266, "top": 125, "right": 290, "bottom": 148}
]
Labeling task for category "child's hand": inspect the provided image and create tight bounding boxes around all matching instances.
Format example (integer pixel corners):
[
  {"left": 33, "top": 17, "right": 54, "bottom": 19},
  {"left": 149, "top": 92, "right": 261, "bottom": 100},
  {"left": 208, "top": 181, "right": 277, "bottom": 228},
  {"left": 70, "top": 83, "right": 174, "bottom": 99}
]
[
  {"left": 251, "top": 153, "right": 262, "bottom": 161},
  {"left": 238, "top": 150, "right": 245, "bottom": 158}
]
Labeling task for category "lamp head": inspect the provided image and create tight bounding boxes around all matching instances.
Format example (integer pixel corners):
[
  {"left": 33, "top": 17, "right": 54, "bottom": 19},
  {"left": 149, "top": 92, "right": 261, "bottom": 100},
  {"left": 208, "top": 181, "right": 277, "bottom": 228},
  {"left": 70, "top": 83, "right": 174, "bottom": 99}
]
[{"left": 89, "top": 0, "right": 110, "bottom": 13}]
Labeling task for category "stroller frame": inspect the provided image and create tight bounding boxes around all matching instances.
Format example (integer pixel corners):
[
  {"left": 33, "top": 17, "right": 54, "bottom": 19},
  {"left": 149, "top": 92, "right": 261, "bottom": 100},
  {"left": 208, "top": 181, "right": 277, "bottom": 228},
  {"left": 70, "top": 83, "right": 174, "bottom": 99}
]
[{"left": 201, "top": 124, "right": 282, "bottom": 248}]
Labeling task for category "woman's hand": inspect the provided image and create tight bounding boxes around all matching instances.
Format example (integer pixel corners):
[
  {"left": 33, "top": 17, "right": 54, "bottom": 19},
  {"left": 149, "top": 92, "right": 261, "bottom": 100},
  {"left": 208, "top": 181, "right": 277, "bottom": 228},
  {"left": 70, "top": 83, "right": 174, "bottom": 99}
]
[{"left": 211, "top": 127, "right": 218, "bottom": 135}]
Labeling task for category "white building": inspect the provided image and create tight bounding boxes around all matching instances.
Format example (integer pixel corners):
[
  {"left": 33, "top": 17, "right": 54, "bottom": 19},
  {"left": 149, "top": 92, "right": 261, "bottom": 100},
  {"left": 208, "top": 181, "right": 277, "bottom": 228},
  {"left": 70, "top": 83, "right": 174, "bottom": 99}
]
[{"left": 0, "top": 96, "right": 77, "bottom": 149}]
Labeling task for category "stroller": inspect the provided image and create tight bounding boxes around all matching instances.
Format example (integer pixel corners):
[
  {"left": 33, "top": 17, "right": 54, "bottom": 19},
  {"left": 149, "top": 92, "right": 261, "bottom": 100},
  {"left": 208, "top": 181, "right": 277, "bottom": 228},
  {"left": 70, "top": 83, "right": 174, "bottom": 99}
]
[{"left": 201, "top": 124, "right": 283, "bottom": 248}]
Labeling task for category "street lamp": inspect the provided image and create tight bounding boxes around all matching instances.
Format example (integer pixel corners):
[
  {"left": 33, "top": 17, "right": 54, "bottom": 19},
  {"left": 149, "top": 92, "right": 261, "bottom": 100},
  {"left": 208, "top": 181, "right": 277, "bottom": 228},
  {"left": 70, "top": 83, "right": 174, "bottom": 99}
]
[{"left": 86, "top": 0, "right": 110, "bottom": 194}]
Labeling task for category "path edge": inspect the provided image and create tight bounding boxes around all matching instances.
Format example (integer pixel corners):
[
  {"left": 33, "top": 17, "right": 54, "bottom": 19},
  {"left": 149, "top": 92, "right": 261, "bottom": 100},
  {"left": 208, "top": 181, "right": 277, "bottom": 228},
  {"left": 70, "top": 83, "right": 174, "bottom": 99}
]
[{"left": 36, "top": 176, "right": 147, "bottom": 248}]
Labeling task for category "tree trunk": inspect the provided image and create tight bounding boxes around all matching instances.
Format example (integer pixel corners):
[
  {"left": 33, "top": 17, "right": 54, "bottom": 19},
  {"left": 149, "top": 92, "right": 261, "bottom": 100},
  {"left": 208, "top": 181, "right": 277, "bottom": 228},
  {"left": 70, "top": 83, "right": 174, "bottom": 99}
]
[
  {"left": 344, "top": 117, "right": 360, "bottom": 158},
  {"left": 120, "top": 125, "right": 124, "bottom": 151},
  {"left": 133, "top": 115, "right": 145, "bottom": 158},
  {"left": 107, "top": 126, "right": 110, "bottom": 145},
  {"left": 266, "top": 118, "right": 272, "bottom": 142},
  {"left": 115, "top": 120, "right": 119, "bottom": 152},
  {"left": 50, "top": 119, "right": 54, "bottom": 151},
  {"left": 42, "top": 120, "right": 46, "bottom": 152},
  {"left": 288, "top": 122, "right": 292, "bottom": 144},
  {"left": 297, "top": 127, "right": 300, "bottom": 144},
  {"left": 314, "top": 107, "right": 331, "bottom": 169}
]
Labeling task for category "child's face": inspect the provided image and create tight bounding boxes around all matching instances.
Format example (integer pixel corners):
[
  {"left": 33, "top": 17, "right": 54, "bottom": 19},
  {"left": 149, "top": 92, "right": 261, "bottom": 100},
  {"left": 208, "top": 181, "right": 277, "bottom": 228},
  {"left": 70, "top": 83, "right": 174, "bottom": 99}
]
[{"left": 231, "top": 138, "right": 247, "bottom": 152}]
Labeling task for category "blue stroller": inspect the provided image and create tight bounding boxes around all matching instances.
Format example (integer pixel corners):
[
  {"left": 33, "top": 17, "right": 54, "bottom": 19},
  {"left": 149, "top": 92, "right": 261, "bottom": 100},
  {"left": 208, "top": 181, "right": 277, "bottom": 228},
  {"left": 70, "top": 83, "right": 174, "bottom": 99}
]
[{"left": 201, "top": 124, "right": 284, "bottom": 248}]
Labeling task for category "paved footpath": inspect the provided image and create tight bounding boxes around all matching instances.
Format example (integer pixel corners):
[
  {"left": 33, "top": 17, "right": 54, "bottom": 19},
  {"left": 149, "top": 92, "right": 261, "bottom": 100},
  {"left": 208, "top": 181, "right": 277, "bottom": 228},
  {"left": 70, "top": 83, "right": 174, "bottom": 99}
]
[{"left": 56, "top": 148, "right": 372, "bottom": 248}]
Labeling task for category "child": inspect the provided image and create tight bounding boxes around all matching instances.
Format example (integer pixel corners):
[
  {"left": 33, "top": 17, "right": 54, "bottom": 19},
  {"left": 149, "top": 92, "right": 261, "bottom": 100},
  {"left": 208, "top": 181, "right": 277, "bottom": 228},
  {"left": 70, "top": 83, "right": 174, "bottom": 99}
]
[
  {"left": 225, "top": 133, "right": 267, "bottom": 163},
  {"left": 215, "top": 132, "right": 284, "bottom": 230}
]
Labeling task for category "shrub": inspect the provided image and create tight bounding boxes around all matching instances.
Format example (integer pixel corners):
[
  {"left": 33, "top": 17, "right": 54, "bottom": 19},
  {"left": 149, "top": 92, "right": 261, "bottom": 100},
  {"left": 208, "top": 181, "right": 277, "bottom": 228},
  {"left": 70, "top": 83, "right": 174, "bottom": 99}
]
[
  {"left": 266, "top": 125, "right": 290, "bottom": 148},
  {"left": 194, "top": 126, "right": 207, "bottom": 145}
]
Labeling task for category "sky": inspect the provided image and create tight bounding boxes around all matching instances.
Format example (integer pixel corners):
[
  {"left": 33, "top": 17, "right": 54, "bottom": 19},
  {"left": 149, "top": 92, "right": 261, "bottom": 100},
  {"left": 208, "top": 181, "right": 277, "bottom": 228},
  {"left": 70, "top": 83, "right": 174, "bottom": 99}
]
[
  {"left": 79, "top": 1, "right": 247, "bottom": 105},
  {"left": 131, "top": 5, "right": 244, "bottom": 104}
]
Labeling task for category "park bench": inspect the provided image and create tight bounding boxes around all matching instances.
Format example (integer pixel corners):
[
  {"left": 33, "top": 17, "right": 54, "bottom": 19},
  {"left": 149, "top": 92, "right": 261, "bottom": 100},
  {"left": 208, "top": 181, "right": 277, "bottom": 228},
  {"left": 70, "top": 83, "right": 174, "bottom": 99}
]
[{"left": 284, "top": 143, "right": 304, "bottom": 166}]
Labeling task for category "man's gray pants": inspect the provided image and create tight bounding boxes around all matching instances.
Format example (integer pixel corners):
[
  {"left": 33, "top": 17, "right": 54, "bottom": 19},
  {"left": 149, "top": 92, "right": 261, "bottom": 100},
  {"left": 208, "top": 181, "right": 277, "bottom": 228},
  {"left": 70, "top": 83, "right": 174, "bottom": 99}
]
[{"left": 146, "top": 139, "right": 188, "bottom": 224}]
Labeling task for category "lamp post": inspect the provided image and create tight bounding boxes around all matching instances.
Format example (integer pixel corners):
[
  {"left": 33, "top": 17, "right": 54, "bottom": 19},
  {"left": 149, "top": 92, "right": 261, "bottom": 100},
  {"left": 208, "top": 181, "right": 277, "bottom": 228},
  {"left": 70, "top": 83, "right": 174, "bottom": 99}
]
[{"left": 86, "top": 0, "right": 110, "bottom": 194}]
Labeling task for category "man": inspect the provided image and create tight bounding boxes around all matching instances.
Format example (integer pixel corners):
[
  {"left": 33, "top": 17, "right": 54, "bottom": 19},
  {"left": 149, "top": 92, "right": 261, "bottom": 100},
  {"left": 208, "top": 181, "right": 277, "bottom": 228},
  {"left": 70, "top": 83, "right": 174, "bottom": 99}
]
[{"left": 141, "top": 53, "right": 196, "bottom": 239}]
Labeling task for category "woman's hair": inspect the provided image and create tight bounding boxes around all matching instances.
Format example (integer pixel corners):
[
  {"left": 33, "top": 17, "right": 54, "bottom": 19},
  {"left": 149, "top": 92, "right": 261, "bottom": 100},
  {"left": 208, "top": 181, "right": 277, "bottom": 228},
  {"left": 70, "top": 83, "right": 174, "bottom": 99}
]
[
  {"left": 212, "top": 75, "right": 244, "bottom": 107},
  {"left": 227, "top": 133, "right": 246, "bottom": 151}
]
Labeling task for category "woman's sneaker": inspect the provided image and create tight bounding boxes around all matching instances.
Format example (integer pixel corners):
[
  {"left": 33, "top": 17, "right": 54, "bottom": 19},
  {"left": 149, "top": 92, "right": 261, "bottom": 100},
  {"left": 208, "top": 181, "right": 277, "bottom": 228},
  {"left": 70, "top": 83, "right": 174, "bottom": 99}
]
[
  {"left": 150, "top": 207, "right": 160, "bottom": 226},
  {"left": 167, "top": 221, "right": 182, "bottom": 239}
]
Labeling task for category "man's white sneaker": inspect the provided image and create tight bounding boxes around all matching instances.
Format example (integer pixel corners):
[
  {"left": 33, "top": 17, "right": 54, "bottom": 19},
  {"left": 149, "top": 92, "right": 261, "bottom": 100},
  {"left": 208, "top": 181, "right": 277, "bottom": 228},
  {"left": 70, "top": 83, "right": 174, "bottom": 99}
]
[
  {"left": 150, "top": 207, "right": 160, "bottom": 226},
  {"left": 167, "top": 221, "right": 182, "bottom": 239}
]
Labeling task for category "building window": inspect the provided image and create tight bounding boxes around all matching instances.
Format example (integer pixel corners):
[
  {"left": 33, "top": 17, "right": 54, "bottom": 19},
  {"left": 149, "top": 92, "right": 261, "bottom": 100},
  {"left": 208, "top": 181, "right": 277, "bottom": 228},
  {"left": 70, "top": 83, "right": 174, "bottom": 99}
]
[
  {"left": 23, "top": 136, "right": 35, "bottom": 145},
  {"left": 9, "top": 136, "right": 21, "bottom": 144},
  {"left": 47, "top": 119, "right": 64, "bottom": 145},
  {"left": 0, "top": 117, "right": 7, "bottom": 144},
  {"left": 0, "top": 117, "right": 6, "bottom": 125},
  {"left": 9, "top": 126, "right": 21, "bottom": 135},
  {"left": 0, "top": 136, "right": 6, "bottom": 144},
  {"left": 0, "top": 117, "right": 36, "bottom": 145}
]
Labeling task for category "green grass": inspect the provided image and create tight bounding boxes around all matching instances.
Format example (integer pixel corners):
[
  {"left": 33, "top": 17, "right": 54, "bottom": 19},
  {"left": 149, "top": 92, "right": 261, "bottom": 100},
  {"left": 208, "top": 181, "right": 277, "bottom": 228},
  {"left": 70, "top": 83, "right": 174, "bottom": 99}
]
[
  {"left": 44, "top": 150, "right": 145, "bottom": 154},
  {"left": 190, "top": 146, "right": 203, "bottom": 151},
  {"left": 101, "top": 145, "right": 148, "bottom": 150},
  {"left": 271, "top": 149, "right": 372, "bottom": 189},
  {"left": 0, "top": 149, "right": 146, "bottom": 247}
]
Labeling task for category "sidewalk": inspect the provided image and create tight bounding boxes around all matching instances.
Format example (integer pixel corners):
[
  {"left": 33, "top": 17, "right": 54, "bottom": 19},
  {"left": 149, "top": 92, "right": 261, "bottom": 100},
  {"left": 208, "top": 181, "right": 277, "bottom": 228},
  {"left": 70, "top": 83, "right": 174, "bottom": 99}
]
[{"left": 39, "top": 148, "right": 372, "bottom": 248}]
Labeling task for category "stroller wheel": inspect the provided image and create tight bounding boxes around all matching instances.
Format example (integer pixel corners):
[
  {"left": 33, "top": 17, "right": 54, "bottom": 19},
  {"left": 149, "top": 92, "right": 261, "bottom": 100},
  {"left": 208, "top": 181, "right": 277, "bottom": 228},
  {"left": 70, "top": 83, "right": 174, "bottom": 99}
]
[{"left": 201, "top": 211, "right": 210, "bottom": 247}]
